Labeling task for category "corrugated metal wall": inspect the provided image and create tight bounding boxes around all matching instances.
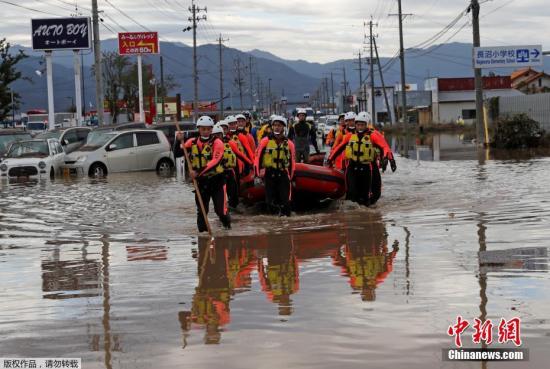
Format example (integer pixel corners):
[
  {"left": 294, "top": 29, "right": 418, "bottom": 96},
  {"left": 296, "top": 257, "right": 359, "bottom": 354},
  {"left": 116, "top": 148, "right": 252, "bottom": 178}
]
[{"left": 499, "top": 93, "right": 550, "bottom": 130}]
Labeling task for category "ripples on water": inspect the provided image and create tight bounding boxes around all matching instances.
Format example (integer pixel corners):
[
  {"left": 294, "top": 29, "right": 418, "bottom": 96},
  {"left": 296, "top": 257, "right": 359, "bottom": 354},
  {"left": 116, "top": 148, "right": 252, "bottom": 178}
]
[{"left": 1, "top": 144, "right": 550, "bottom": 368}]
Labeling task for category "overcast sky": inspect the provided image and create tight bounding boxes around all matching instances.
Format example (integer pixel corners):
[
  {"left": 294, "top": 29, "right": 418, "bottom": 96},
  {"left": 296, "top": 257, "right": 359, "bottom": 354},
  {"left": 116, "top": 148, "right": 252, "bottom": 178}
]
[{"left": 1, "top": 0, "right": 546, "bottom": 63}]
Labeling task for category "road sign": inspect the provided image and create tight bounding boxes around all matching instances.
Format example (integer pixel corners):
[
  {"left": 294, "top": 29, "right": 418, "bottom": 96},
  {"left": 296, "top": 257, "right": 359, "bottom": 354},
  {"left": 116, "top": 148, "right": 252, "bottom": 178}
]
[
  {"left": 31, "top": 17, "right": 91, "bottom": 51},
  {"left": 118, "top": 32, "right": 160, "bottom": 55},
  {"left": 474, "top": 45, "right": 543, "bottom": 68}
]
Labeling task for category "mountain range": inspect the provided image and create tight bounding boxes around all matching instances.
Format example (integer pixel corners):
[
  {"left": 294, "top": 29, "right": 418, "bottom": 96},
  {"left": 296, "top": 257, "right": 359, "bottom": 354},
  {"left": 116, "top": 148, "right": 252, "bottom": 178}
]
[{"left": 9, "top": 40, "right": 550, "bottom": 113}]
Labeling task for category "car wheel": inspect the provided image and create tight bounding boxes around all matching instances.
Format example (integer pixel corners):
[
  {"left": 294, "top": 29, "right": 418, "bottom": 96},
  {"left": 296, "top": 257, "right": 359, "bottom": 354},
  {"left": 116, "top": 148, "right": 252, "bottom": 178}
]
[
  {"left": 156, "top": 158, "right": 174, "bottom": 176},
  {"left": 89, "top": 163, "right": 107, "bottom": 178}
]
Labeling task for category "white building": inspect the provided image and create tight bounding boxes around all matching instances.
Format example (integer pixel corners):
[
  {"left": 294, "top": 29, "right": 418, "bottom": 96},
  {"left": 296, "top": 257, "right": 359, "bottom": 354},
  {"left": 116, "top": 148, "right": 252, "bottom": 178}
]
[{"left": 425, "top": 76, "right": 523, "bottom": 124}]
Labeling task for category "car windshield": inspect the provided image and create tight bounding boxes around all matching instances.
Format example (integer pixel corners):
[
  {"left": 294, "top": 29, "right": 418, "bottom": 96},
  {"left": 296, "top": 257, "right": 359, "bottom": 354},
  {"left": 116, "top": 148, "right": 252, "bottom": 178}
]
[
  {"left": 326, "top": 120, "right": 337, "bottom": 126},
  {"left": 7, "top": 141, "right": 49, "bottom": 158},
  {"left": 36, "top": 131, "right": 62, "bottom": 140},
  {"left": 81, "top": 132, "right": 116, "bottom": 150},
  {"left": 0, "top": 134, "right": 32, "bottom": 152},
  {"left": 27, "top": 122, "right": 46, "bottom": 130}
]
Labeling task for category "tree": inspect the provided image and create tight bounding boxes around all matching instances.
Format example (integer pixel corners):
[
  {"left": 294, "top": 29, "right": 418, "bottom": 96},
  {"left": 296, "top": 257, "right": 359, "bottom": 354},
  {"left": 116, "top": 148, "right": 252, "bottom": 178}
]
[
  {"left": 95, "top": 54, "right": 179, "bottom": 122},
  {"left": 0, "top": 38, "right": 28, "bottom": 121},
  {"left": 102, "top": 51, "right": 130, "bottom": 124}
]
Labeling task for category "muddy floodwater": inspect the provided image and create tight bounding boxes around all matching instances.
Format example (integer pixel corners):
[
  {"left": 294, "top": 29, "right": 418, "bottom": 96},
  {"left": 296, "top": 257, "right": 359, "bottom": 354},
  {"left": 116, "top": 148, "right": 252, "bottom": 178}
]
[{"left": 1, "top": 134, "right": 549, "bottom": 369}]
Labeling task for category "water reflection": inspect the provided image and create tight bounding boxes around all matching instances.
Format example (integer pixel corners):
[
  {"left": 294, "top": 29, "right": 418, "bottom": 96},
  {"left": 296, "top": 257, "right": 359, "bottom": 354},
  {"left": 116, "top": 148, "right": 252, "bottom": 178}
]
[
  {"left": 332, "top": 223, "right": 397, "bottom": 302},
  {"left": 41, "top": 243, "right": 101, "bottom": 300},
  {"left": 180, "top": 213, "right": 400, "bottom": 344},
  {"left": 393, "top": 133, "right": 550, "bottom": 162}
]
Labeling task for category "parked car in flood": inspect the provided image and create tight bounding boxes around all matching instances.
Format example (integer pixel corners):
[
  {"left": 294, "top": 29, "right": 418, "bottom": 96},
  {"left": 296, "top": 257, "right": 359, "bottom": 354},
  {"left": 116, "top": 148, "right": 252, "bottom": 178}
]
[
  {"left": 26, "top": 122, "right": 48, "bottom": 136},
  {"left": 62, "top": 129, "right": 174, "bottom": 177},
  {"left": 149, "top": 122, "right": 198, "bottom": 157},
  {"left": 0, "top": 139, "right": 65, "bottom": 180},
  {"left": 0, "top": 129, "right": 33, "bottom": 162},
  {"left": 36, "top": 127, "right": 91, "bottom": 154}
]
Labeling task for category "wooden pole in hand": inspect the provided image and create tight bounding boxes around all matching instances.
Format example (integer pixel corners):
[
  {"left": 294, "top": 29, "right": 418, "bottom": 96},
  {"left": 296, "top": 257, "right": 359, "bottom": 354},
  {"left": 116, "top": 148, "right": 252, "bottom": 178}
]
[{"left": 176, "top": 123, "right": 213, "bottom": 237}]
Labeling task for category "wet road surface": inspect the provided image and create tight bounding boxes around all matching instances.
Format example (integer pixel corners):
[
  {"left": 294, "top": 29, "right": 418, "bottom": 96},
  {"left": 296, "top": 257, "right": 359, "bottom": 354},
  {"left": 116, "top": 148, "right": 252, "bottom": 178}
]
[{"left": 1, "top": 135, "right": 549, "bottom": 368}]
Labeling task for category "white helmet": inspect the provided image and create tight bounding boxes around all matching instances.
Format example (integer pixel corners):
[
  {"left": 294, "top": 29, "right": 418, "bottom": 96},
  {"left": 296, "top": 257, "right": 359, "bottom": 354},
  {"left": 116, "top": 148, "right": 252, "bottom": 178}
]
[
  {"left": 272, "top": 115, "right": 287, "bottom": 127},
  {"left": 212, "top": 124, "right": 224, "bottom": 135},
  {"left": 235, "top": 114, "right": 246, "bottom": 120},
  {"left": 196, "top": 116, "right": 214, "bottom": 127},
  {"left": 355, "top": 111, "right": 372, "bottom": 123},
  {"left": 344, "top": 111, "right": 356, "bottom": 121},
  {"left": 269, "top": 114, "right": 277, "bottom": 122},
  {"left": 226, "top": 115, "right": 237, "bottom": 123},
  {"left": 296, "top": 108, "right": 307, "bottom": 115},
  {"left": 217, "top": 119, "right": 229, "bottom": 128}
]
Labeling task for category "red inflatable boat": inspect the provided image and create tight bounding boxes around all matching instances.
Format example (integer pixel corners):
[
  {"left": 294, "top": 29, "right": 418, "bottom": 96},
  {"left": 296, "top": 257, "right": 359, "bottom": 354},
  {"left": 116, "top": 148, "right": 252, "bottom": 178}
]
[{"left": 240, "top": 163, "right": 345, "bottom": 204}]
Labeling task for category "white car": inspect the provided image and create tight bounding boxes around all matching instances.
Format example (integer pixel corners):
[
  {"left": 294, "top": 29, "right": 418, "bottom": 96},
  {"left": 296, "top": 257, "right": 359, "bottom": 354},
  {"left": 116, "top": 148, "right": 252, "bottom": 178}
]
[
  {"left": 0, "top": 138, "right": 65, "bottom": 180},
  {"left": 62, "top": 129, "right": 174, "bottom": 177}
]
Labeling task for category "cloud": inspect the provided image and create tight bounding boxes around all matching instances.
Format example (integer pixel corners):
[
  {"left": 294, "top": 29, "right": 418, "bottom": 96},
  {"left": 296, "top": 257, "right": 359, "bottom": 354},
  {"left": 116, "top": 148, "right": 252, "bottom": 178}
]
[{"left": 1, "top": 0, "right": 548, "bottom": 63}]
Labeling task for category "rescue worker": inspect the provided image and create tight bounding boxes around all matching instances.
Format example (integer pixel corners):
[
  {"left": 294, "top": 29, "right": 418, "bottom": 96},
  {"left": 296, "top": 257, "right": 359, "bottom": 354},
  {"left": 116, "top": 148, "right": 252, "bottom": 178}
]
[
  {"left": 367, "top": 120, "right": 396, "bottom": 205},
  {"left": 242, "top": 110, "right": 253, "bottom": 133},
  {"left": 288, "top": 108, "right": 319, "bottom": 163},
  {"left": 325, "top": 113, "right": 346, "bottom": 147},
  {"left": 256, "top": 115, "right": 273, "bottom": 143},
  {"left": 327, "top": 112, "right": 396, "bottom": 206},
  {"left": 236, "top": 113, "right": 256, "bottom": 154},
  {"left": 183, "top": 116, "right": 231, "bottom": 232},
  {"left": 216, "top": 120, "right": 253, "bottom": 208},
  {"left": 226, "top": 114, "right": 254, "bottom": 172},
  {"left": 255, "top": 115, "right": 296, "bottom": 216},
  {"left": 329, "top": 111, "right": 357, "bottom": 170}
]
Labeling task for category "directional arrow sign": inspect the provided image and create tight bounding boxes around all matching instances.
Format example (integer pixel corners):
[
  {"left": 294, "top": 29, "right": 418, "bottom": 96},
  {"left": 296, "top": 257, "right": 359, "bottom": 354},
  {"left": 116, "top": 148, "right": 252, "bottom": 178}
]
[
  {"left": 118, "top": 32, "right": 159, "bottom": 55},
  {"left": 473, "top": 45, "right": 543, "bottom": 68}
]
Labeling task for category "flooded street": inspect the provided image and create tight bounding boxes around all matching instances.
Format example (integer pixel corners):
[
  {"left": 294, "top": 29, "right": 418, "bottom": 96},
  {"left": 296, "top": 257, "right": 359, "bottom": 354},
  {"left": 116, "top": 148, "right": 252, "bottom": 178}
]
[{"left": 1, "top": 135, "right": 549, "bottom": 369}]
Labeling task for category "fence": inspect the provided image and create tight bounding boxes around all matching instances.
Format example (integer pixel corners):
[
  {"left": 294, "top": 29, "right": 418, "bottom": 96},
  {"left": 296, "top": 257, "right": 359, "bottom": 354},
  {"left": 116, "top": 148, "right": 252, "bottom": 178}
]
[{"left": 498, "top": 93, "right": 550, "bottom": 130}]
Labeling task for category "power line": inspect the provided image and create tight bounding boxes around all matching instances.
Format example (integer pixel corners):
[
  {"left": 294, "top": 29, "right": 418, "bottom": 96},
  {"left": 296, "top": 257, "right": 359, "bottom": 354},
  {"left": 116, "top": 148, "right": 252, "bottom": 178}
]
[
  {"left": 1, "top": 0, "right": 60, "bottom": 16},
  {"left": 103, "top": 0, "right": 152, "bottom": 32}
]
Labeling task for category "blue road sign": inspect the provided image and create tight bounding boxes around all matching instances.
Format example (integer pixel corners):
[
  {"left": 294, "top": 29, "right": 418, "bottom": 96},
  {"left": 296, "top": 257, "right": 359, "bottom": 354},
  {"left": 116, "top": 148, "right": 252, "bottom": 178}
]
[{"left": 473, "top": 45, "right": 543, "bottom": 68}]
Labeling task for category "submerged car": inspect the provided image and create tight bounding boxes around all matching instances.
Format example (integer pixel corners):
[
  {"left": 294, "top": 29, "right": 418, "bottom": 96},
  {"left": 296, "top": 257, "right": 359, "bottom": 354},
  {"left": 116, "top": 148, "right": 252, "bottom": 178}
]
[
  {"left": 26, "top": 122, "right": 48, "bottom": 136},
  {"left": 62, "top": 129, "right": 174, "bottom": 177},
  {"left": 0, "top": 139, "right": 65, "bottom": 179},
  {"left": 0, "top": 129, "right": 33, "bottom": 162},
  {"left": 37, "top": 127, "right": 91, "bottom": 154}
]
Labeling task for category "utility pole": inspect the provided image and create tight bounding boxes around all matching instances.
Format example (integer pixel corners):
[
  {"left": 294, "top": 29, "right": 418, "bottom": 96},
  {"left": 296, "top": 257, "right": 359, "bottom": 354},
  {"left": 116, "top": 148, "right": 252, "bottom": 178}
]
[
  {"left": 374, "top": 37, "right": 392, "bottom": 125},
  {"left": 257, "top": 77, "right": 263, "bottom": 111},
  {"left": 11, "top": 90, "right": 15, "bottom": 123},
  {"left": 234, "top": 58, "right": 244, "bottom": 109},
  {"left": 91, "top": 0, "right": 104, "bottom": 125},
  {"left": 470, "top": 0, "right": 486, "bottom": 145},
  {"left": 160, "top": 55, "right": 165, "bottom": 120},
  {"left": 217, "top": 34, "right": 228, "bottom": 117},
  {"left": 390, "top": 0, "right": 412, "bottom": 125},
  {"left": 268, "top": 78, "right": 272, "bottom": 115},
  {"left": 342, "top": 66, "right": 348, "bottom": 113},
  {"left": 249, "top": 56, "right": 254, "bottom": 111},
  {"left": 355, "top": 51, "right": 363, "bottom": 111},
  {"left": 189, "top": 1, "right": 207, "bottom": 123},
  {"left": 330, "top": 72, "right": 335, "bottom": 114},
  {"left": 369, "top": 19, "right": 376, "bottom": 124},
  {"left": 324, "top": 77, "right": 330, "bottom": 114}
]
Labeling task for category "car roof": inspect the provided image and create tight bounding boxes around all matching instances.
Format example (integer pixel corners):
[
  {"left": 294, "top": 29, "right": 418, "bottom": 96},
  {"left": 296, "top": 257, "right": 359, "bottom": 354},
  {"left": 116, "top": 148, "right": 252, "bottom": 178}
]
[
  {"left": 93, "top": 123, "right": 147, "bottom": 131},
  {"left": 0, "top": 129, "right": 30, "bottom": 135},
  {"left": 11, "top": 139, "right": 54, "bottom": 143}
]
